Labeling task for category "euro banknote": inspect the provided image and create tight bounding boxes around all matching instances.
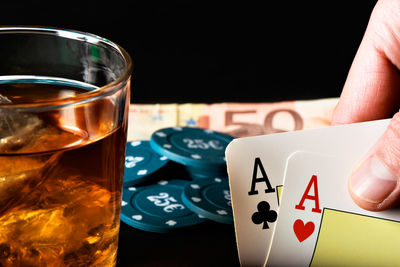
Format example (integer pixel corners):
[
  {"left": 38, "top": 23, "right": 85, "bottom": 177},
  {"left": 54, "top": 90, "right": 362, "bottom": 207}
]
[{"left": 127, "top": 98, "right": 338, "bottom": 141}]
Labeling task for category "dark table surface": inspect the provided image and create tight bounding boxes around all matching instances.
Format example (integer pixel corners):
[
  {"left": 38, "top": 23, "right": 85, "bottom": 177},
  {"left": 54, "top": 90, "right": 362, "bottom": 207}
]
[
  {"left": 117, "top": 219, "right": 239, "bottom": 267},
  {"left": 116, "top": 162, "right": 240, "bottom": 267}
]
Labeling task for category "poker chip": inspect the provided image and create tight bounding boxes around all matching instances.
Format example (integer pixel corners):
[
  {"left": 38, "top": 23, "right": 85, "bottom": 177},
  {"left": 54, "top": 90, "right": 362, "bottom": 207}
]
[
  {"left": 181, "top": 177, "right": 233, "bottom": 224},
  {"left": 150, "top": 127, "right": 234, "bottom": 170},
  {"left": 121, "top": 179, "right": 207, "bottom": 233},
  {"left": 186, "top": 171, "right": 215, "bottom": 180},
  {"left": 124, "top": 140, "right": 169, "bottom": 186}
]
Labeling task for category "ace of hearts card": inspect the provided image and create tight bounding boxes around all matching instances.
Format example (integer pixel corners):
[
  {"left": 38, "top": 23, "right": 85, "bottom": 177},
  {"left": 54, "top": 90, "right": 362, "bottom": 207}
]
[{"left": 266, "top": 151, "right": 400, "bottom": 266}]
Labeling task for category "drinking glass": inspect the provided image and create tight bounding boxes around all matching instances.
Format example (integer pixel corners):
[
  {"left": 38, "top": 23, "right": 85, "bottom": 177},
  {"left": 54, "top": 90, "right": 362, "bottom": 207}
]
[{"left": 0, "top": 26, "right": 132, "bottom": 266}]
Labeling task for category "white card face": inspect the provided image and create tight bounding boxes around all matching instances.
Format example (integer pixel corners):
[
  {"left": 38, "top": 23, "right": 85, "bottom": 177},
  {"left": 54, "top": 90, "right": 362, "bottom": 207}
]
[
  {"left": 225, "top": 119, "right": 390, "bottom": 267},
  {"left": 266, "top": 151, "right": 400, "bottom": 266}
]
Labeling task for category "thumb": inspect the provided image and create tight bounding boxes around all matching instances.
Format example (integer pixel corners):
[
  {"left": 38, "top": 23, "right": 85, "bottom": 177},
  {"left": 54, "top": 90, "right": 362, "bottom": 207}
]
[{"left": 349, "top": 112, "right": 400, "bottom": 211}]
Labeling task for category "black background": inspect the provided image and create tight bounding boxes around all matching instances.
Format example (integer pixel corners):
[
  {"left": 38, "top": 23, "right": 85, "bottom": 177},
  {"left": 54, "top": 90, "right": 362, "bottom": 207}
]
[
  {"left": 1, "top": 1, "right": 377, "bottom": 104},
  {"left": 0, "top": 1, "right": 378, "bottom": 266}
]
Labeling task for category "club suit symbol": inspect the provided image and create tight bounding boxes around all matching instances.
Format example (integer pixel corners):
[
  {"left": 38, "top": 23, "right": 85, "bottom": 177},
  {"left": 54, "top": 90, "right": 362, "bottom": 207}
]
[{"left": 251, "top": 201, "right": 277, "bottom": 229}]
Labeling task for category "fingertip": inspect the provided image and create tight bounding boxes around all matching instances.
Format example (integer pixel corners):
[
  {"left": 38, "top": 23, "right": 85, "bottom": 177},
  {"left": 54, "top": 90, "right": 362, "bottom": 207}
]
[
  {"left": 331, "top": 98, "right": 358, "bottom": 126},
  {"left": 348, "top": 185, "right": 400, "bottom": 212},
  {"left": 348, "top": 155, "right": 399, "bottom": 211},
  {"left": 348, "top": 179, "right": 384, "bottom": 211},
  {"left": 331, "top": 101, "right": 347, "bottom": 126}
]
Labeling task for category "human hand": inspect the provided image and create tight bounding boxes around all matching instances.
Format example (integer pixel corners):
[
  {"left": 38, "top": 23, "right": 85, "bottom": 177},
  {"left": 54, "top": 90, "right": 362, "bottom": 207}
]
[{"left": 332, "top": 0, "right": 400, "bottom": 211}]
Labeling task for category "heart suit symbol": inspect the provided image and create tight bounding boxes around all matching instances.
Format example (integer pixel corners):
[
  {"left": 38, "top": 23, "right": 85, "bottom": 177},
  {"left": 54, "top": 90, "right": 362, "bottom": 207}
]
[{"left": 293, "top": 219, "right": 315, "bottom": 242}]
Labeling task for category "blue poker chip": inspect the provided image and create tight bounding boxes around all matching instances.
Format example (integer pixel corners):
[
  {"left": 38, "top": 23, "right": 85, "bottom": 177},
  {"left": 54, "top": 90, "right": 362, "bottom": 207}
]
[
  {"left": 150, "top": 127, "right": 234, "bottom": 170},
  {"left": 181, "top": 177, "right": 233, "bottom": 224},
  {"left": 124, "top": 141, "right": 169, "bottom": 186},
  {"left": 121, "top": 179, "right": 207, "bottom": 233}
]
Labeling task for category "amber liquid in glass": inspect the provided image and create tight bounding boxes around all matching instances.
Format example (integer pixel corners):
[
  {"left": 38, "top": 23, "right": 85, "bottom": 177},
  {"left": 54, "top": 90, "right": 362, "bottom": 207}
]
[{"left": 0, "top": 80, "right": 126, "bottom": 266}]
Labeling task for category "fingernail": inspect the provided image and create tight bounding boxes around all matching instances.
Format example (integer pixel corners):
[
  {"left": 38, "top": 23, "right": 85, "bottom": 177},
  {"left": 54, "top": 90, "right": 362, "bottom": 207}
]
[{"left": 350, "top": 155, "right": 397, "bottom": 203}]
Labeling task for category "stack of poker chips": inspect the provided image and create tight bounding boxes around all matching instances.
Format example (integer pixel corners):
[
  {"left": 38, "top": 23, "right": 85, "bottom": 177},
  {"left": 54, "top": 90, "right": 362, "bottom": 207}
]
[{"left": 120, "top": 127, "right": 234, "bottom": 233}]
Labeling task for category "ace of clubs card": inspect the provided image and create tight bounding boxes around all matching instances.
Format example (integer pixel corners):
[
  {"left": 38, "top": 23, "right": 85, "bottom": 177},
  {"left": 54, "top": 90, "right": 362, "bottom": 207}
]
[{"left": 225, "top": 119, "right": 390, "bottom": 266}]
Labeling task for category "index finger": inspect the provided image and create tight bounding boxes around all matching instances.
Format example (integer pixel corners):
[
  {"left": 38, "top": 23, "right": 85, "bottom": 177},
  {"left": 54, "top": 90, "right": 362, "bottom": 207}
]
[{"left": 332, "top": 0, "right": 400, "bottom": 125}]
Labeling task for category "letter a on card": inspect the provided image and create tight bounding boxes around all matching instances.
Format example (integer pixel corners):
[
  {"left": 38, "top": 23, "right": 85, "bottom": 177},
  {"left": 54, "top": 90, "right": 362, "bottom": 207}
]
[
  {"left": 295, "top": 175, "right": 321, "bottom": 213},
  {"left": 248, "top": 157, "right": 276, "bottom": 196}
]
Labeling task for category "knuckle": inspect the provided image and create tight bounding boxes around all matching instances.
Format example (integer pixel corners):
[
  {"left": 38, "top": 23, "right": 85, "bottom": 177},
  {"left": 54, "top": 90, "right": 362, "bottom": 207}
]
[{"left": 377, "top": 112, "right": 400, "bottom": 173}]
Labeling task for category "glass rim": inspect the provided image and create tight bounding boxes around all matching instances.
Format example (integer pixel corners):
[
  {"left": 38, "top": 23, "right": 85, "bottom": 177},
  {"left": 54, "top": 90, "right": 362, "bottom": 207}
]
[{"left": 0, "top": 26, "right": 133, "bottom": 111}]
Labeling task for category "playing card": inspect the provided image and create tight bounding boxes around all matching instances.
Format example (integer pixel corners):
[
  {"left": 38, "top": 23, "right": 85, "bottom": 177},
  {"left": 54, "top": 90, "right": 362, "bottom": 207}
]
[
  {"left": 266, "top": 151, "right": 400, "bottom": 266},
  {"left": 225, "top": 119, "right": 389, "bottom": 266}
]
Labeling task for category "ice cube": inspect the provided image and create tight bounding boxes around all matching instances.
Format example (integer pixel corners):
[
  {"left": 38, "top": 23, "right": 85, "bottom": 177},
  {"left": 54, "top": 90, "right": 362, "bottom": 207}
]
[
  {"left": 0, "top": 113, "right": 43, "bottom": 152},
  {"left": 0, "top": 94, "right": 11, "bottom": 104},
  {"left": 0, "top": 93, "right": 45, "bottom": 152},
  {"left": 0, "top": 169, "right": 40, "bottom": 213},
  {"left": 0, "top": 154, "right": 60, "bottom": 216},
  {"left": 0, "top": 176, "right": 119, "bottom": 266},
  {"left": 0, "top": 207, "right": 70, "bottom": 266}
]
